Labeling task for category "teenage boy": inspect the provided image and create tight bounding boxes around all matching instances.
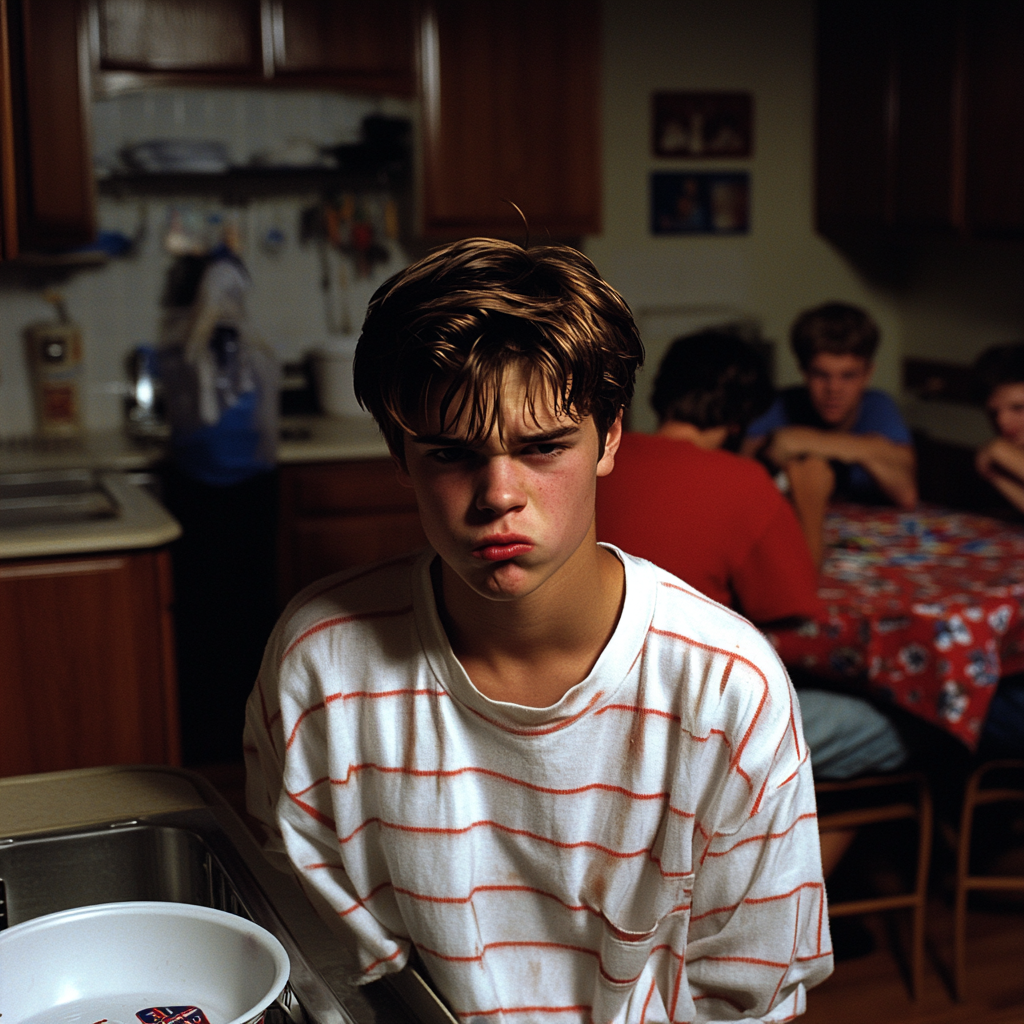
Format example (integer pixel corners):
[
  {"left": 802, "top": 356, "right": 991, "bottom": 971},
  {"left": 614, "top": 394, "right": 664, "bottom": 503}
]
[
  {"left": 743, "top": 303, "right": 917, "bottom": 509},
  {"left": 974, "top": 342, "right": 1024, "bottom": 516},
  {"left": 245, "top": 240, "right": 832, "bottom": 1023},
  {"left": 596, "top": 330, "right": 908, "bottom": 876}
]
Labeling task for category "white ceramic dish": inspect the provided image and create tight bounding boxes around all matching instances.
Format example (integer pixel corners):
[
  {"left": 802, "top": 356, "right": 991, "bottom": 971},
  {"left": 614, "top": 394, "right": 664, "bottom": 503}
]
[{"left": 0, "top": 901, "right": 289, "bottom": 1024}]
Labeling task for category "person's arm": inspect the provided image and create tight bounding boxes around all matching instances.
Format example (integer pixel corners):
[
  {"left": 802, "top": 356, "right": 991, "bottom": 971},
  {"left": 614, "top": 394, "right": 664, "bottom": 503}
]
[
  {"left": 784, "top": 455, "right": 835, "bottom": 569},
  {"left": 763, "top": 426, "right": 918, "bottom": 509},
  {"left": 976, "top": 437, "right": 1024, "bottom": 514},
  {"left": 682, "top": 656, "right": 833, "bottom": 1018},
  {"left": 244, "top": 644, "right": 410, "bottom": 982}
]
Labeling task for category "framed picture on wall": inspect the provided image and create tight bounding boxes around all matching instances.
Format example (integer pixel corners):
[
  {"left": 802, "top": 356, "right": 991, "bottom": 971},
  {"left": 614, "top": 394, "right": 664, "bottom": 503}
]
[
  {"left": 651, "top": 171, "right": 750, "bottom": 235},
  {"left": 652, "top": 92, "right": 753, "bottom": 158}
]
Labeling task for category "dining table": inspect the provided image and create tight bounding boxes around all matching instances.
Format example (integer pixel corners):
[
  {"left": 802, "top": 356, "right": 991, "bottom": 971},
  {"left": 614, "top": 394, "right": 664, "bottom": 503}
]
[{"left": 763, "top": 503, "right": 1024, "bottom": 749}]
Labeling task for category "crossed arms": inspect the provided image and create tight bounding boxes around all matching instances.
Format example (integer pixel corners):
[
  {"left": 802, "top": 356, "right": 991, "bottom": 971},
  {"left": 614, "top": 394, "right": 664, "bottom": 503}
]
[{"left": 744, "top": 426, "right": 918, "bottom": 511}]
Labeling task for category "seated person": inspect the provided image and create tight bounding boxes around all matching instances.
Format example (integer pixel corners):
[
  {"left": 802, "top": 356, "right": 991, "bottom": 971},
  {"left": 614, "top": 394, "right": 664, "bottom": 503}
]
[
  {"left": 597, "top": 329, "right": 908, "bottom": 874},
  {"left": 972, "top": 342, "right": 1024, "bottom": 758},
  {"left": 245, "top": 242, "right": 833, "bottom": 1021},
  {"left": 974, "top": 341, "right": 1024, "bottom": 516},
  {"left": 742, "top": 303, "right": 918, "bottom": 509}
]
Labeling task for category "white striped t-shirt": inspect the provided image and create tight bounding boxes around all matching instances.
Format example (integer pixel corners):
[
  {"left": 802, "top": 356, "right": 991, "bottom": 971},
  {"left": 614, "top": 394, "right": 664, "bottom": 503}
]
[{"left": 244, "top": 546, "right": 833, "bottom": 1023}]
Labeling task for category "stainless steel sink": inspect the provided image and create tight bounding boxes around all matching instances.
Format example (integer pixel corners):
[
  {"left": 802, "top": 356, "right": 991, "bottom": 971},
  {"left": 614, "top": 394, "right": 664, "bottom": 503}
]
[
  {"left": 0, "top": 468, "right": 118, "bottom": 528},
  {"left": 0, "top": 806, "right": 452, "bottom": 1024}
]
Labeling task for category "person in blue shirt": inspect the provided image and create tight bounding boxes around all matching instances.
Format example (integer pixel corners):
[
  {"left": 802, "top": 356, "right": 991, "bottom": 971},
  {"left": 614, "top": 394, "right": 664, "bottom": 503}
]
[{"left": 743, "top": 303, "right": 918, "bottom": 508}]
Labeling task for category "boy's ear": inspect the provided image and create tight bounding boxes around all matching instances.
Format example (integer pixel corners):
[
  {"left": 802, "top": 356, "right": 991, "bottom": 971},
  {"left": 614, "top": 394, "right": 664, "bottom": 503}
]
[{"left": 596, "top": 410, "right": 624, "bottom": 478}]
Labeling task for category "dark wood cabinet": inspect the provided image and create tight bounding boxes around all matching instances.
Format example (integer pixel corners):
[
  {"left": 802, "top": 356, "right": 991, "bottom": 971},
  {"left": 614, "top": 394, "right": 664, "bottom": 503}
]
[
  {"left": 91, "top": 0, "right": 415, "bottom": 95},
  {"left": 277, "top": 459, "right": 427, "bottom": 603},
  {"left": 0, "top": 0, "right": 96, "bottom": 259},
  {"left": 417, "top": 0, "right": 601, "bottom": 239},
  {"left": 816, "top": 0, "right": 1024, "bottom": 243},
  {"left": 0, "top": 548, "right": 180, "bottom": 778},
  {"left": 95, "top": 0, "right": 264, "bottom": 75}
]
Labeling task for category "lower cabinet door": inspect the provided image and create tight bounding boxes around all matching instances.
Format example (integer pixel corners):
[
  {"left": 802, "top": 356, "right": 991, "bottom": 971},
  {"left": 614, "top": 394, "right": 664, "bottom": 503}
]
[{"left": 0, "top": 549, "right": 179, "bottom": 777}]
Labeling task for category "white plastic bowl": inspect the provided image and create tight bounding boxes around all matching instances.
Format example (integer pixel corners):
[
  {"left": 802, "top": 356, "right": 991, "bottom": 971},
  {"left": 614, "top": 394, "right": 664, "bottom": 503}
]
[{"left": 0, "top": 901, "right": 290, "bottom": 1024}]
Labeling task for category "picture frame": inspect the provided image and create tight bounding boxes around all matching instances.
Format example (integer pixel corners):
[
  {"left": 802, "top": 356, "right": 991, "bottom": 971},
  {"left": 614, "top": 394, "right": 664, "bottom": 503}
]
[
  {"left": 650, "top": 171, "right": 750, "bottom": 235},
  {"left": 652, "top": 92, "right": 753, "bottom": 158}
]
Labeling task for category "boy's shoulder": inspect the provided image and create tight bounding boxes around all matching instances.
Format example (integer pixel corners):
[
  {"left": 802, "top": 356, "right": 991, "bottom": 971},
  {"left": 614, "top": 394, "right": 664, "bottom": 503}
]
[
  {"left": 272, "top": 549, "right": 428, "bottom": 660},
  {"left": 625, "top": 551, "right": 785, "bottom": 677}
]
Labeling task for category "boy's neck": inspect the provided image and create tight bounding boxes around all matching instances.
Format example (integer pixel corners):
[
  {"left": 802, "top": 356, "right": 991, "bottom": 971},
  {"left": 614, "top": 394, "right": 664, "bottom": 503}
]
[{"left": 433, "top": 528, "right": 625, "bottom": 708}]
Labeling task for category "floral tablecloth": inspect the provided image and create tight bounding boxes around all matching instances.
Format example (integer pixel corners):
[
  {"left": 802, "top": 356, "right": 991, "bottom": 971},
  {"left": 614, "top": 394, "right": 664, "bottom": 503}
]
[{"left": 765, "top": 504, "right": 1024, "bottom": 748}]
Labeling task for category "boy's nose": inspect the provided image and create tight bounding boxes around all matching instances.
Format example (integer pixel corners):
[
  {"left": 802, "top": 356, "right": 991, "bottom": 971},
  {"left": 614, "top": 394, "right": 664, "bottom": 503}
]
[{"left": 474, "top": 457, "right": 527, "bottom": 515}]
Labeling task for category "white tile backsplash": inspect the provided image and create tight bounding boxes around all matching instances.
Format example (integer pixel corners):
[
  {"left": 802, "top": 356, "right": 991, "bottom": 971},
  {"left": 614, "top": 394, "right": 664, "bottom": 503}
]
[{"left": 0, "top": 87, "right": 412, "bottom": 439}]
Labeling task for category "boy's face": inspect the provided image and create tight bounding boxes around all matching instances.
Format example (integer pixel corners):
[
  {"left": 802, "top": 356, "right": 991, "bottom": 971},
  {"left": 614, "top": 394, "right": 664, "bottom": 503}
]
[
  {"left": 804, "top": 352, "right": 873, "bottom": 430},
  {"left": 398, "top": 366, "right": 621, "bottom": 603},
  {"left": 987, "top": 382, "right": 1024, "bottom": 447}
]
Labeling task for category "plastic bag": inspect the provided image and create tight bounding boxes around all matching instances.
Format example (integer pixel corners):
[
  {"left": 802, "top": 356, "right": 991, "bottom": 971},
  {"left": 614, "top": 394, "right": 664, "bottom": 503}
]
[{"left": 159, "top": 247, "right": 279, "bottom": 486}]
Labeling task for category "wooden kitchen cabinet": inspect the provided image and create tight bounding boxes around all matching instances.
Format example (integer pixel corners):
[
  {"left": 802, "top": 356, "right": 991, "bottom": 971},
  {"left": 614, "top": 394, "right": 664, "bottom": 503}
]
[
  {"left": 417, "top": 0, "right": 601, "bottom": 239},
  {"left": 91, "top": 0, "right": 415, "bottom": 96},
  {"left": 0, "top": 548, "right": 180, "bottom": 778},
  {"left": 0, "top": 0, "right": 96, "bottom": 259},
  {"left": 816, "top": 0, "right": 1024, "bottom": 242},
  {"left": 277, "top": 459, "right": 427, "bottom": 604}
]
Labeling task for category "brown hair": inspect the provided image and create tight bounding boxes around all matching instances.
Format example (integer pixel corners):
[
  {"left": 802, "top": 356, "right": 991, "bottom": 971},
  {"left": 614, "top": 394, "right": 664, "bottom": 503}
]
[
  {"left": 352, "top": 238, "right": 644, "bottom": 463},
  {"left": 790, "top": 302, "right": 879, "bottom": 371},
  {"left": 651, "top": 328, "right": 774, "bottom": 447},
  {"left": 973, "top": 342, "right": 1024, "bottom": 403}
]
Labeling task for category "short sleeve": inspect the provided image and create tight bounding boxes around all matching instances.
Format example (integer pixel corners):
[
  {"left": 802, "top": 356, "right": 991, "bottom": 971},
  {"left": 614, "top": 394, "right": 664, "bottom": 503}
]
[
  {"left": 858, "top": 391, "right": 912, "bottom": 445},
  {"left": 745, "top": 397, "right": 788, "bottom": 440}
]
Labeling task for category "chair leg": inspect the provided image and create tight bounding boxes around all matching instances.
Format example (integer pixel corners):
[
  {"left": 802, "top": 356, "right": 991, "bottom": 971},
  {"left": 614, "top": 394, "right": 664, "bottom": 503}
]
[
  {"left": 953, "top": 767, "right": 982, "bottom": 1002},
  {"left": 910, "top": 780, "right": 932, "bottom": 1000}
]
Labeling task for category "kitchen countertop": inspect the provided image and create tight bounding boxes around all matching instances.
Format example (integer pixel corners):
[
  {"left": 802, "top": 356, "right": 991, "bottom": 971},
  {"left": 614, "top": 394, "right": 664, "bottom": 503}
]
[
  {"left": 0, "top": 414, "right": 390, "bottom": 475},
  {"left": 0, "top": 416, "right": 387, "bottom": 560},
  {"left": 0, "top": 470, "right": 182, "bottom": 560}
]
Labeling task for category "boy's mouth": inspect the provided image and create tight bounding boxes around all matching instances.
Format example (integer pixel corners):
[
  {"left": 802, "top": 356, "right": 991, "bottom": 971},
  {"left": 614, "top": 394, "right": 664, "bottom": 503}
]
[{"left": 473, "top": 535, "right": 534, "bottom": 561}]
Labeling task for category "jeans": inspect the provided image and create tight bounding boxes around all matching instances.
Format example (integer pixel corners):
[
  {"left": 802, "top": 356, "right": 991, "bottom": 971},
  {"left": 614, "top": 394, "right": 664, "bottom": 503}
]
[{"left": 798, "top": 688, "right": 909, "bottom": 780}]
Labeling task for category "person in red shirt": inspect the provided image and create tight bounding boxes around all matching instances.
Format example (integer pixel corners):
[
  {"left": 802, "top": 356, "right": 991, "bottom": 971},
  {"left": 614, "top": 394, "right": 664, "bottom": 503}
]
[{"left": 596, "top": 328, "right": 909, "bottom": 877}]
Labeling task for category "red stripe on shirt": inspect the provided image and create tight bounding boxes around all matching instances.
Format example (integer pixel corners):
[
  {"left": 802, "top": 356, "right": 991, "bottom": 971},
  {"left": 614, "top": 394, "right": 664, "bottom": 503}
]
[
  {"left": 286, "top": 686, "right": 449, "bottom": 750},
  {"left": 281, "top": 605, "right": 413, "bottom": 664},
  {"left": 768, "top": 890, "right": 801, "bottom": 1008},
  {"left": 327, "top": 761, "right": 671, "bottom": 803},
  {"left": 693, "top": 954, "right": 790, "bottom": 969},
  {"left": 702, "top": 812, "right": 818, "bottom": 859},
  {"left": 361, "top": 946, "right": 404, "bottom": 975},
  {"left": 639, "top": 977, "right": 658, "bottom": 1024},
  {"left": 647, "top": 625, "right": 771, "bottom": 789},
  {"left": 419, "top": 939, "right": 647, "bottom": 987},
  {"left": 457, "top": 1006, "right": 592, "bottom": 1019},
  {"left": 335, "top": 816, "right": 692, "bottom": 877}
]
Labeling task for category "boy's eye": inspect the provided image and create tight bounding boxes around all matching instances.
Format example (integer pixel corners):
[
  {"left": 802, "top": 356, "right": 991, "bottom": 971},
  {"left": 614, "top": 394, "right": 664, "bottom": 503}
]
[
  {"left": 428, "top": 446, "right": 476, "bottom": 464},
  {"left": 524, "top": 443, "right": 567, "bottom": 457}
]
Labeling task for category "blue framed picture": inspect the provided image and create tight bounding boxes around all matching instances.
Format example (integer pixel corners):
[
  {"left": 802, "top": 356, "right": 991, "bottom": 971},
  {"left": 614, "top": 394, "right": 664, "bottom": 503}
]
[{"left": 651, "top": 171, "right": 750, "bottom": 235}]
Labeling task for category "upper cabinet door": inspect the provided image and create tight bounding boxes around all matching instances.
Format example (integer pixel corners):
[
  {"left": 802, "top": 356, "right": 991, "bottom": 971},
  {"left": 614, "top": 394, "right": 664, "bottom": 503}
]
[
  {"left": 1, "top": 0, "right": 95, "bottom": 258},
  {"left": 271, "top": 0, "right": 413, "bottom": 95},
  {"left": 418, "top": 0, "right": 601, "bottom": 239},
  {"left": 966, "top": 0, "right": 1024, "bottom": 236},
  {"left": 91, "top": 0, "right": 414, "bottom": 94},
  {"left": 95, "top": 0, "right": 265, "bottom": 75},
  {"left": 816, "top": 0, "right": 1024, "bottom": 243}
]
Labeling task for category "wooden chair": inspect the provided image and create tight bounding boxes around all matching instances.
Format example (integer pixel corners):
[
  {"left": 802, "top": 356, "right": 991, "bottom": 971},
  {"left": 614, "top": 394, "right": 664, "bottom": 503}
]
[
  {"left": 951, "top": 758, "right": 1024, "bottom": 1001},
  {"left": 816, "top": 771, "right": 933, "bottom": 998}
]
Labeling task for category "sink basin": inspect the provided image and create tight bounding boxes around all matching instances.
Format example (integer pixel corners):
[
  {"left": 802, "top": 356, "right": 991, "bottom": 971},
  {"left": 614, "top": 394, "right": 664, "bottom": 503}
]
[
  {"left": 0, "top": 468, "right": 117, "bottom": 528},
  {"left": 0, "top": 803, "right": 452, "bottom": 1024}
]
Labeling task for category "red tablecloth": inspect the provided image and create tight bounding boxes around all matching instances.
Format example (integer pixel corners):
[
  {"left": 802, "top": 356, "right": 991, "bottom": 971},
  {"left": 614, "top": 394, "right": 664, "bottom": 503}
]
[{"left": 764, "top": 504, "right": 1024, "bottom": 749}]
